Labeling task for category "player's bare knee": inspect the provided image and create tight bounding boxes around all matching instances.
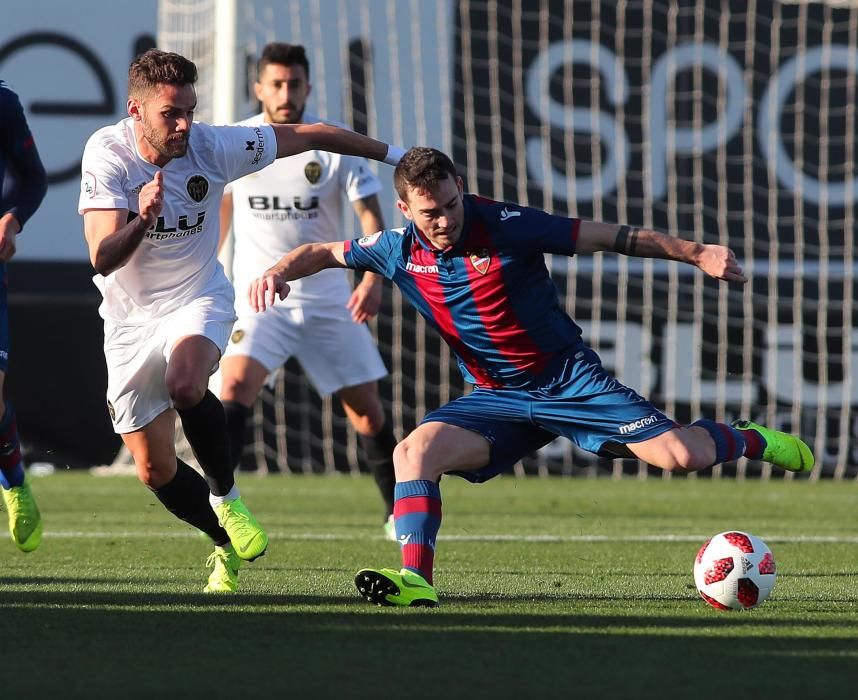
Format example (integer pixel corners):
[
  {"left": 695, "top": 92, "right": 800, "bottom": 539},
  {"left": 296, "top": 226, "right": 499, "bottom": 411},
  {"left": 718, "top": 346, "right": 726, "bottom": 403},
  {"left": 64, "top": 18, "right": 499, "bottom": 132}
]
[
  {"left": 218, "top": 374, "right": 241, "bottom": 401},
  {"left": 392, "top": 439, "right": 417, "bottom": 472},
  {"left": 647, "top": 436, "right": 696, "bottom": 472},
  {"left": 167, "top": 379, "right": 206, "bottom": 410},
  {"left": 134, "top": 457, "right": 171, "bottom": 489},
  {"left": 671, "top": 442, "right": 696, "bottom": 469},
  {"left": 220, "top": 375, "right": 254, "bottom": 406},
  {"left": 661, "top": 441, "right": 707, "bottom": 472},
  {"left": 393, "top": 436, "right": 440, "bottom": 480}
]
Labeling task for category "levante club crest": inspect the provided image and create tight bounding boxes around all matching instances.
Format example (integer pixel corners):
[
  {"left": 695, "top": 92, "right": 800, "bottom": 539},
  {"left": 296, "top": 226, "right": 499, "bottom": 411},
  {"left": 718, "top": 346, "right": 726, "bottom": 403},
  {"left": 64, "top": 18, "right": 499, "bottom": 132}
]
[{"left": 469, "top": 249, "right": 491, "bottom": 274}]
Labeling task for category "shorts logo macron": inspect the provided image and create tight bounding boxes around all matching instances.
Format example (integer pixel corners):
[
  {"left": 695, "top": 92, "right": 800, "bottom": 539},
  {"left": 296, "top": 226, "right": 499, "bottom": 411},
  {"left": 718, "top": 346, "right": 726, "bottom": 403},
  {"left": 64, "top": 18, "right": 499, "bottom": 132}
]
[{"left": 618, "top": 414, "right": 660, "bottom": 435}]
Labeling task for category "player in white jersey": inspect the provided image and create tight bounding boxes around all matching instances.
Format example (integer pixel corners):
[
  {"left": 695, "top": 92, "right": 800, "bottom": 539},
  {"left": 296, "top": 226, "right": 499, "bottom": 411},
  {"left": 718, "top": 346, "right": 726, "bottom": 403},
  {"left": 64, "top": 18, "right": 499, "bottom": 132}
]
[
  {"left": 219, "top": 43, "right": 397, "bottom": 539},
  {"left": 79, "top": 49, "right": 403, "bottom": 592}
]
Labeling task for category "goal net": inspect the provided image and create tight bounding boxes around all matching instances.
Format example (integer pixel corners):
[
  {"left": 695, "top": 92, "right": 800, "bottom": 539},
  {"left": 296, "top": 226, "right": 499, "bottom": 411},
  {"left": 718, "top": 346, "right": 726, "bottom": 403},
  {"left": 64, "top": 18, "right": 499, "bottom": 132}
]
[{"left": 149, "top": 0, "right": 858, "bottom": 480}]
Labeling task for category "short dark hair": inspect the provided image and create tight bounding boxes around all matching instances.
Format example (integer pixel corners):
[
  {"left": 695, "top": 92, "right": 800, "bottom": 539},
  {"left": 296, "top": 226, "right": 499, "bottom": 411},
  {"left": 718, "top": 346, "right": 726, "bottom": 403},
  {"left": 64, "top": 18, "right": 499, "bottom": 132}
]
[
  {"left": 128, "top": 49, "right": 197, "bottom": 99},
  {"left": 393, "top": 147, "right": 459, "bottom": 201},
  {"left": 257, "top": 42, "right": 310, "bottom": 79}
]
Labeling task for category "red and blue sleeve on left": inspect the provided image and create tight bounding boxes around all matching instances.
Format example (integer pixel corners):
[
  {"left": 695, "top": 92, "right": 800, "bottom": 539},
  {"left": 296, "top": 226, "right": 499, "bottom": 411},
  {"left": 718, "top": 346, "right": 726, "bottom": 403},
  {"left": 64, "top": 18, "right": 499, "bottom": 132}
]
[
  {"left": 343, "top": 229, "right": 403, "bottom": 277},
  {"left": 0, "top": 84, "right": 48, "bottom": 230}
]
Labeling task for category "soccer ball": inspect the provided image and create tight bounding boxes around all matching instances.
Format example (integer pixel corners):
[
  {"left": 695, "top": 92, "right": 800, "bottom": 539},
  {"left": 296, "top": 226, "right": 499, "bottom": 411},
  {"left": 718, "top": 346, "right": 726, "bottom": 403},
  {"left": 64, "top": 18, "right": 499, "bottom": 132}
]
[{"left": 693, "top": 531, "right": 776, "bottom": 610}]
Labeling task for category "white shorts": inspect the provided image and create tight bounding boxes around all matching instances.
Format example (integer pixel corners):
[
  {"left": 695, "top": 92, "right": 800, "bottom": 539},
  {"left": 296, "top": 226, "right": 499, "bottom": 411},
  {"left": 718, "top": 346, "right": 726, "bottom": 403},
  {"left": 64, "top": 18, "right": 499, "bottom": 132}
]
[
  {"left": 104, "top": 291, "right": 237, "bottom": 433},
  {"left": 222, "top": 303, "right": 387, "bottom": 397}
]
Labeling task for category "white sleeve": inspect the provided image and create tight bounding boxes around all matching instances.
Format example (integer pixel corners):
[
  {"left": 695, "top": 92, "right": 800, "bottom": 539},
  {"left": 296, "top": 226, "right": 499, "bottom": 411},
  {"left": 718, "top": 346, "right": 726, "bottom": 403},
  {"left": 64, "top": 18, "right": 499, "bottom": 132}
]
[
  {"left": 339, "top": 155, "right": 383, "bottom": 202},
  {"left": 211, "top": 123, "right": 277, "bottom": 183},
  {"left": 78, "top": 138, "right": 128, "bottom": 213}
]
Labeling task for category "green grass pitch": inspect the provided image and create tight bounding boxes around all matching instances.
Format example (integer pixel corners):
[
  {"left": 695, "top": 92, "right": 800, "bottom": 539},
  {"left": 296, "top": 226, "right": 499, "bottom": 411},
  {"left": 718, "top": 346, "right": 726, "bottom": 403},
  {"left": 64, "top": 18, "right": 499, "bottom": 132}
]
[{"left": 1, "top": 472, "right": 856, "bottom": 699}]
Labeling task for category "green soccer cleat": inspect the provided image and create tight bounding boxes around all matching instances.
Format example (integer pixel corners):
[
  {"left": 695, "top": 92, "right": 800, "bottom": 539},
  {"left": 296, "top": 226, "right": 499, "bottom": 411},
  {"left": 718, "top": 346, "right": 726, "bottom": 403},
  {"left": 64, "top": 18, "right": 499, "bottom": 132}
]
[
  {"left": 1, "top": 480, "right": 42, "bottom": 552},
  {"left": 214, "top": 497, "right": 268, "bottom": 561},
  {"left": 383, "top": 515, "right": 397, "bottom": 542},
  {"left": 732, "top": 420, "right": 815, "bottom": 473},
  {"left": 204, "top": 544, "right": 241, "bottom": 593},
  {"left": 354, "top": 567, "right": 439, "bottom": 607}
]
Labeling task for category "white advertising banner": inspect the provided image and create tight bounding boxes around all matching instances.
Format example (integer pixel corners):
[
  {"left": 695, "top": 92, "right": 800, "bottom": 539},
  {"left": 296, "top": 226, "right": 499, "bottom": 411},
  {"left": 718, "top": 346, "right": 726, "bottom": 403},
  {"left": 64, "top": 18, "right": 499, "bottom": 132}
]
[{"left": 0, "top": 0, "right": 157, "bottom": 260}]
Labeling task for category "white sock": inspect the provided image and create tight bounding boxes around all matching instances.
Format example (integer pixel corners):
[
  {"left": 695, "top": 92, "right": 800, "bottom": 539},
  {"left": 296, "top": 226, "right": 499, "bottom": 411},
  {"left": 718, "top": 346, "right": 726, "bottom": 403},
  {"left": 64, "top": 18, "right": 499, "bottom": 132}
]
[{"left": 209, "top": 485, "right": 240, "bottom": 508}]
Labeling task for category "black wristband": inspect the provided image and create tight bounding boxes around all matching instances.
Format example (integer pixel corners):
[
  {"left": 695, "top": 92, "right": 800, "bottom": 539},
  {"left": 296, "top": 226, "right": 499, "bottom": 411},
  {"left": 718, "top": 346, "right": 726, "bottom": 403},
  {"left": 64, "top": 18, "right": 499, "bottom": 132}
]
[{"left": 613, "top": 225, "right": 639, "bottom": 255}]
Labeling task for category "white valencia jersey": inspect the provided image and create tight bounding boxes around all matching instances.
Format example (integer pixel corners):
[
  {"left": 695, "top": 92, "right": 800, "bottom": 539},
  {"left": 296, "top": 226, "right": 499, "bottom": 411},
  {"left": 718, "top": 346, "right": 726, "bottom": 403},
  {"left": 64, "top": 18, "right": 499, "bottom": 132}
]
[
  {"left": 228, "top": 112, "right": 382, "bottom": 309},
  {"left": 79, "top": 117, "right": 276, "bottom": 323}
]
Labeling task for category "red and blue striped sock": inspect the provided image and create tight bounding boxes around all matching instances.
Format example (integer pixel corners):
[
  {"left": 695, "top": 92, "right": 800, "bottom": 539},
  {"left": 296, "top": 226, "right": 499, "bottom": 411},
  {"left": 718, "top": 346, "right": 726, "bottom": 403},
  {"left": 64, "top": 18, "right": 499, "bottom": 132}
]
[
  {"left": 733, "top": 427, "right": 766, "bottom": 460},
  {"left": 393, "top": 479, "right": 442, "bottom": 584},
  {"left": 691, "top": 419, "right": 747, "bottom": 465},
  {"left": 0, "top": 405, "right": 25, "bottom": 489}
]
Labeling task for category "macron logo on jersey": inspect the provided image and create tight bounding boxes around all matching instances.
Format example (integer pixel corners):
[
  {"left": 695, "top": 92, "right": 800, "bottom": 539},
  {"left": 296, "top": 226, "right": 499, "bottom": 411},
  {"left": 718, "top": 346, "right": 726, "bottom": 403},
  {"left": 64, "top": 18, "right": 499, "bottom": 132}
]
[
  {"left": 499, "top": 206, "right": 521, "bottom": 221},
  {"left": 406, "top": 261, "right": 439, "bottom": 274}
]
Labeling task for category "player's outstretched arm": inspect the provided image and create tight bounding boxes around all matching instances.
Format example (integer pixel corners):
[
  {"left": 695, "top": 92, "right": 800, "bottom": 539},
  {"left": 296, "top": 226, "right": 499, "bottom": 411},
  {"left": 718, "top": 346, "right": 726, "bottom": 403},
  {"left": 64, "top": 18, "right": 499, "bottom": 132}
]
[
  {"left": 575, "top": 220, "right": 747, "bottom": 284},
  {"left": 271, "top": 123, "right": 404, "bottom": 165},
  {"left": 249, "top": 241, "right": 348, "bottom": 312},
  {"left": 83, "top": 171, "right": 163, "bottom": 276}
]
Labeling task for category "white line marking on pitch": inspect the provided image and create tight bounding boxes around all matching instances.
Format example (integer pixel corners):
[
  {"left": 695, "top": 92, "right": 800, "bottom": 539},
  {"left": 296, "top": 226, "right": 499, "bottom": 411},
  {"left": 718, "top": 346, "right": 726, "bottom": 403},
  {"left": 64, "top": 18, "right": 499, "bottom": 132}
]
[{"left": 41, "top": 531, "right": 858, "bottom": 544}]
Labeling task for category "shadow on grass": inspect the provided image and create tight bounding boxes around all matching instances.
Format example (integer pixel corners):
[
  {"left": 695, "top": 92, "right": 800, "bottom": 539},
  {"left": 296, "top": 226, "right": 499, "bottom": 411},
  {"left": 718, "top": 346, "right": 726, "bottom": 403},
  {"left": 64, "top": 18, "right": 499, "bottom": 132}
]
[
  {"left": 1, "top": 587, "right": 857, "bottom": 700},
  {"left": 3, "top": 584, "right": 858, "bottom": 618}
]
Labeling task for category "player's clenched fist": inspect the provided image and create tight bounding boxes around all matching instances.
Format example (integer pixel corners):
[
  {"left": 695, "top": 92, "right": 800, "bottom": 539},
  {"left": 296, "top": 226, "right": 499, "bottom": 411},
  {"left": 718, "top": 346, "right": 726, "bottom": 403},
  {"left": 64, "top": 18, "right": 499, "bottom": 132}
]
[
  {"left": 696, "top": 243, "right": 747, "bottom": 283},
  {"left": 249, "top": 269, "right": 291, "bottom": 312},
  {"left": 138, "top": 171, "right": 164, "bottom": 226}
]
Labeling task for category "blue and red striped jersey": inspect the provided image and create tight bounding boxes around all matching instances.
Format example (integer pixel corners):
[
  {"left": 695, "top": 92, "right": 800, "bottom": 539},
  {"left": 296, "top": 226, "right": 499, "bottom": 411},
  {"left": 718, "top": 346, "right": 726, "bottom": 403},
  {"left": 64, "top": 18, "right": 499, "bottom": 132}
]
[{"left": 344, "top": 194, "right": 584, "bottom": 388}]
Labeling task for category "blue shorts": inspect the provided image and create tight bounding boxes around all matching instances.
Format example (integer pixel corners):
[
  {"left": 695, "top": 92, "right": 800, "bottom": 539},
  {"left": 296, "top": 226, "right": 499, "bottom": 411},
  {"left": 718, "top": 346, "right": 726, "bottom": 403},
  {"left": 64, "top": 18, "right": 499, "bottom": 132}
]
[{"left": 421, "top": 348, "right": 675, "bottom": 483}]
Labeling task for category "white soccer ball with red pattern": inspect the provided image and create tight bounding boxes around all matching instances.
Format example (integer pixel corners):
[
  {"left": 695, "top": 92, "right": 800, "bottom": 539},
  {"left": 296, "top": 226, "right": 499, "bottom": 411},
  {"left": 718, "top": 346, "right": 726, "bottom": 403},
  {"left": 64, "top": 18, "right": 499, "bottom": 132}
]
[{"left": 693, "top": 531, "right": 776, "bottom": 610}]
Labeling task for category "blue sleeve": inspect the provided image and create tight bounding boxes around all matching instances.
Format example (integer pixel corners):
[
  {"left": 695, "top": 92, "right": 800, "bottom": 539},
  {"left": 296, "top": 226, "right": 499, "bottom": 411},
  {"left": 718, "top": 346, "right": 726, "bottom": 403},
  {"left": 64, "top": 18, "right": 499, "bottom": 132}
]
[
  {"left": 0, "top": 85, "right": 47, "bottom": 230},
  {"left": 343, "top": 229, "right": 401, "bottom": 279},
  {"left": 483, "top": 199, "right": 579, "bottom": 256}
]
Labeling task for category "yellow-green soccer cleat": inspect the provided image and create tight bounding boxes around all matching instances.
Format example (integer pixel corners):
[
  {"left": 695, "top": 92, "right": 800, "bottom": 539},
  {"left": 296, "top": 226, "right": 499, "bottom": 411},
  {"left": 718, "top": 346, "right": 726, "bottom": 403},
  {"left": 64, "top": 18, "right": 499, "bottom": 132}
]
[
  {"left": 732, "top": 420, "right": 815, "bottom": 473},
  {"left": 354, "top": 567, "right": 439, "bottom": 607},
  {"left": 204, "top": 545, "right": 241, "bottom": 593},
  {"left": 214, "top": 497, "right": 268, "bottom": 561},
  {"left": 1, "top": 480, "right": 42, "bottom": 552}
]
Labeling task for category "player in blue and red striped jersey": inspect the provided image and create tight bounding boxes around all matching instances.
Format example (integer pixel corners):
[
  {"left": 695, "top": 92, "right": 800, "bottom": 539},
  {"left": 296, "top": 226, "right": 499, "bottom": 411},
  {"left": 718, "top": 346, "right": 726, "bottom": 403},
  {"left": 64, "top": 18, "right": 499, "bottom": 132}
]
[
  {"left": 248, "top": 147, "right": 814, "bottom": 607},
  {"left": 0, "top": 81, "right": 47, "bottom": 552}
]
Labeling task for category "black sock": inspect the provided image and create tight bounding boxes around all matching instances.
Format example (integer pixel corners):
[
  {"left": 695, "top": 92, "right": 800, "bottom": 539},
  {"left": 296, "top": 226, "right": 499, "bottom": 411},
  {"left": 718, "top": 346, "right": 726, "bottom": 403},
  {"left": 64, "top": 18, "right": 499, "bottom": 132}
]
[
  {"left": 152, "top": 460, "right": 230, "bottom": 546},
  {"left": 222, "top": 400, "right": 250, "bottom": 471},
  {"left": 358, "top": 421, "right": 397, "bottom": 519},
  {"left": 177, "top": 390, "right": 235, "bottom": 497}
]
